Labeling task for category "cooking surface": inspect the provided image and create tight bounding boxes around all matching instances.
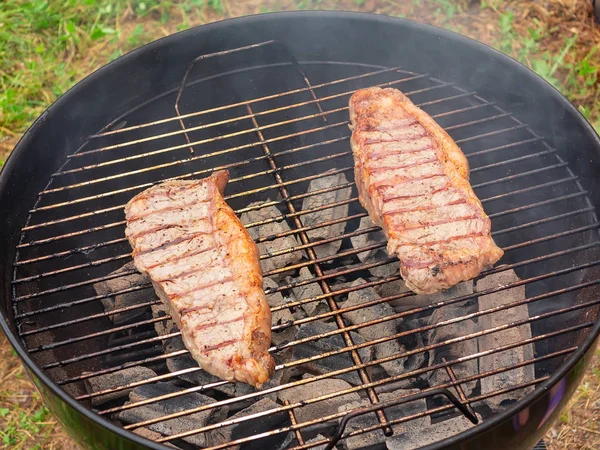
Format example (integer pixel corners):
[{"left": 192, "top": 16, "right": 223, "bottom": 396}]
[{"left": 10, "top": 41, "right": 600, "bottom": 449}]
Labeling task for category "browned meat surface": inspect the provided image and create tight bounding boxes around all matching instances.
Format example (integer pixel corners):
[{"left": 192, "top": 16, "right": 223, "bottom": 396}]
[
  {"left": 124, "top": 170, "right": 275, "bottom": 388},
  {"left": 349, "top": 87, "right": 504, "bottom": 294}
]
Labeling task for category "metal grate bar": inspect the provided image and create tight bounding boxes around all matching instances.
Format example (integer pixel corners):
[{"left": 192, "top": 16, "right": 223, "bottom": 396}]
[
  {"left": 16, "top": 220, "right": 597, "bottom": 337},
  {"left": 32, "top": 90, "right": 495, "bottom": 217},
  {"left": 304, "top": 374, "right": 555, "bottom": 450},
  {"left": 15, "top": 213, "right": 595, "bottom": 322},
  {"left": 284, "top": 399, "right": 306, "bottom": 447},
  {"left": 20, "top": 163, "right": 574, "bottom": 277},
  {"left": 246, "top": 102, "right": 392, "bottom": 434},
  {"left": 15, "top": 160, "right": 570, "bottom": 256},
  {"left": 61, "top": 75, "right": 432, "bottom": 161},
  {"left": 38, "top": 253, "right": 599, "bottom": 373},
  {"left": 15, "top": 168, "right": 577, "bottom": 271},
  {"left": 20, "top": 131, "right": 555, "bottom": 237},
  {"left": 56, "top": 250, "right": 595, "bottom": 388},
  {"left": 90, "top": 66, "right": 420, "bottom": 138},
  {"left": 22, "top": 234, "right": 596, "bottom": 359},
  {"left": 16, "top": 178, "right": 354, "bottom": 266},
  {"left": 51, "top": 79, "right": 446, "bottom": 182},
  {"left": 260, "top": 215, "right": 596, "bottom": 281},
  {"left": 90, "top": 318, "right": 585, "bottom": 421},
  {"left": 13, "top": 173, "right": 579, "bottom": 285},
  {"left": 72, "top": 272, "right": 598, "bottom": 404},
  {"left": 135, "top": 315, "right": 593, "bottom": 442}
]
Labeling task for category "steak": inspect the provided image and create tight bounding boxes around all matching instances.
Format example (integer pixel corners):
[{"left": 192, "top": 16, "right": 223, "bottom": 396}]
[
  {"left": 349, "top": 87, "right": 504, "bottom": 294},
  {"left": 124, "top": 170, "right": 275, "bottom": 387}
]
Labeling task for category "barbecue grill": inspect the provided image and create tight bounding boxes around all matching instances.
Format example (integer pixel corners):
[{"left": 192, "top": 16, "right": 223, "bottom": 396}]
[{"left": 1, "top": 11, "right": 600, "bottom": 450}]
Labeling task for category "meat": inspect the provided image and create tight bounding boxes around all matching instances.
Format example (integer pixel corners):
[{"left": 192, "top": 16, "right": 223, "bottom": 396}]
[
  {"left": 124, "top": 170, "right": 275, "bottom": 388},
  {"left": 349, "top": 87, "right": 504, "bottom": 294}
]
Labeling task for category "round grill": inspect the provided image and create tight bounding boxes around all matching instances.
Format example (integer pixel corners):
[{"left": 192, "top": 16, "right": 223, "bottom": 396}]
[{"left": 3, "top": 14, "right": 600, "bottom": 450}]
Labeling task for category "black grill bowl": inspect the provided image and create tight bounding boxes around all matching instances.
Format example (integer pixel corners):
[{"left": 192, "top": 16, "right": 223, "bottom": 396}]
[{"left": 1, "top": 11, "right": 600, "bottom": 450}]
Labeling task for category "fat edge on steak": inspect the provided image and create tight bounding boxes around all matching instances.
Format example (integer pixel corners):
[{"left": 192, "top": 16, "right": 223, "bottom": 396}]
[
  {"left": 124, "top": 170, "right": 275, "bottom": 388},
  {"left": 349, "top": 87, "right": 504, "bottom": 294}
]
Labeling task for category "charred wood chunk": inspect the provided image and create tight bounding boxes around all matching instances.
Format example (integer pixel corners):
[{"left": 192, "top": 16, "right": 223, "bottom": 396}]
[
  {"left": 427, "top": 281, "right": 478, "bottom": 396},
  {"left": 292, "top": 321, "right": 373, "bottom": 386},
  {"left": 386, "top": 413, "right": 481, "bottom": 449},
  {"left": 117, "top": 382, "right": 228, "bottom": 448},
  {"left": 476, "top": 269, "right": 535, "bottom": 412},
  {"left": 302, "top": 172, "right": 353, "bottom": 259},
  {"left": 305, "top": 434, "right": 330, "bottom": 450},
  {"left": 263, "top": 276, "right": 296, "bottom": 345},
  {"left": 351, "top": 216, "right": 398, "bottom": 279},
  {"left": 278, "top": 378, "right": 361, "bottom": 432},
  {"left": 84, "top": 366, "right": 157, "bottom": 406},
  {"left": 289, "top": 267, "right": 329, "bottom": 317},
  {"left": 337, "top": 390, "right": 430, "bottom": 450},
  {"left": 208, "top": 398, "right": 293, "bottom": 450},
  {"left": 151, "top": 302, "right": 178, "bottom": 337},
  {"left": 240, "top": 202, "right": 302, "bottom": 279},
  {"left": 93, "top": 261, "right": 154, "bottom": 325},
  {"left": 342, "top": 279, "right": 407, "bottom": 377}
]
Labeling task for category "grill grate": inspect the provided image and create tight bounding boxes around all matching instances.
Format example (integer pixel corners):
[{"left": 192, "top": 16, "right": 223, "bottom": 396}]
[{"left": 11, "top": 41, "right": 600, "bottom": 449}]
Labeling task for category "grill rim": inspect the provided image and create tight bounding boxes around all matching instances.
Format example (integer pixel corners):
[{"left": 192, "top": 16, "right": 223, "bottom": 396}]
[{"left": 2, "top": 10, "right": 600, "bottom": 450}]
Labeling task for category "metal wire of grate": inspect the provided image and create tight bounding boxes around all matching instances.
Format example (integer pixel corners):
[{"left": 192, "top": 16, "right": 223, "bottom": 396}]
[{"left": 11, "top": 41, "right": 600, "bottom": 449}]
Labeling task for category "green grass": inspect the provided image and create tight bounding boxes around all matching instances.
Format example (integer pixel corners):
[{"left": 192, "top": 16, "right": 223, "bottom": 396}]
[
  {"left": 0, "top": 0, "right": 220, "bottom": 140},
  {"left": 494, "top": 9, "right": 600, "bottom": 133},
  {"left": 0, "top": 0, "right": 116, "bottom": 135},
  {"left": 1, "top": 405, "right": 51, "bottom": 447},
  {"left": 432, "top": 0, "right": 459, "bottom": 20}
]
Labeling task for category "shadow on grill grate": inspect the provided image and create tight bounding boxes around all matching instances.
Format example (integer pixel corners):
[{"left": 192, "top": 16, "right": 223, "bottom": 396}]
[{"left": 11, "top": 41, "right": 600, "bottom": 449}]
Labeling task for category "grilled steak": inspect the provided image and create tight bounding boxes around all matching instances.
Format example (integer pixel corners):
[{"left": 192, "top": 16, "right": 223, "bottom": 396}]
[
  {"left": 349, "top": 87, "right": 504, "bottom": 294},
  {"left": 124, "top": 170, "right": 275, "bottom": 387}
]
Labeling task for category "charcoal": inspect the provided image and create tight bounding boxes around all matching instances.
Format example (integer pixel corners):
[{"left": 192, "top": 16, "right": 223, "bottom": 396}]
[
  {"left": 84, "top": 366, "right": 157, "bottom": 406},
  {"left": 259, "top": 363, "right": 293, "bottom": 397},
  {"left": 290, "top": 267, "right": 329, "bottom": 317},
  {"left": 132, "top": 427, "right": 177, "bottom": 447},
  {"left": 240, "top": 202, "right": 302, "bottom": 279},
  {"left": 386, "top": 413, "right": 481, "bottom": 450},
  {"left": 342, "top": 279, "right": 407, "bottom": 377},
  {"left": 411, "top": 281, "right": 475, "bottom": 309},
  {"left": 164, "top": 337, "right": 254, "bottom": 398},
  {"left": 292, "top": 322, "right": 373, "bottom": 385},
  {"left": 374, "top": 279, "right": 411, "bottom": 308},
  {"left": 278, "top": 378, "right": 361, "bottom": 427},
  {"left": 373, "top": 379, "right": 415, "bottom": 394},
  {"left": 337, "top": 390, "right": 430, "bottom": 449},
  {"left": 306, "top": 434, "right": 330, "bottom": 450},
  {"left": 93, "top": 261, "right": 153, "bottom": 325},
  {"left": 207, "top": 398, "right": 292, "bottom": 450},
  {"left": 350, "top": 216, "right": 398, "bottom": 278},
  {"left": 476, "top": 269, "right": 534, "bottom": 411},
  {"left": 264, "top": 277, "right": 296, "bottom": 345},
  {"left": 302, "top": 172, "right": 352, "bottom": 259},
  {"left": 427, "top": 282, "right": 478, "bottom": 396},
  {"left": 377, "top": 279, "right": 475, "bottom": 311},
  {"left": 151, "top": 302, "right": 178, "bottom": 337},
  {"left": 117, "top": 382, "right": 228, "bottom": 447}
]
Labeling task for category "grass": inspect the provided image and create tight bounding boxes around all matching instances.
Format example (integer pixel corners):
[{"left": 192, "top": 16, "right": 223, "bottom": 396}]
[
  {"left": 0, "top": 0, "right": 223, "bottom": 140},
  {"left": 546, "top": 348, "right": 600, "bottom": 450},
  {"left": 0, "top": 334, "right": 78, "bottom": 450},
  {"left": 0, "top": 0, "right": 599, "bottom": 449}
]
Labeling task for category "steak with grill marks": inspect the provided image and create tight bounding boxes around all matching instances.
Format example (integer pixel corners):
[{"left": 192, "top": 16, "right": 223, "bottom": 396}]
[
  {"left": 124, "top": 170, "right": 275, "bottom": 388},
  {"left": 349, "top": 87, "right": 504, "bottom": 294}
]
